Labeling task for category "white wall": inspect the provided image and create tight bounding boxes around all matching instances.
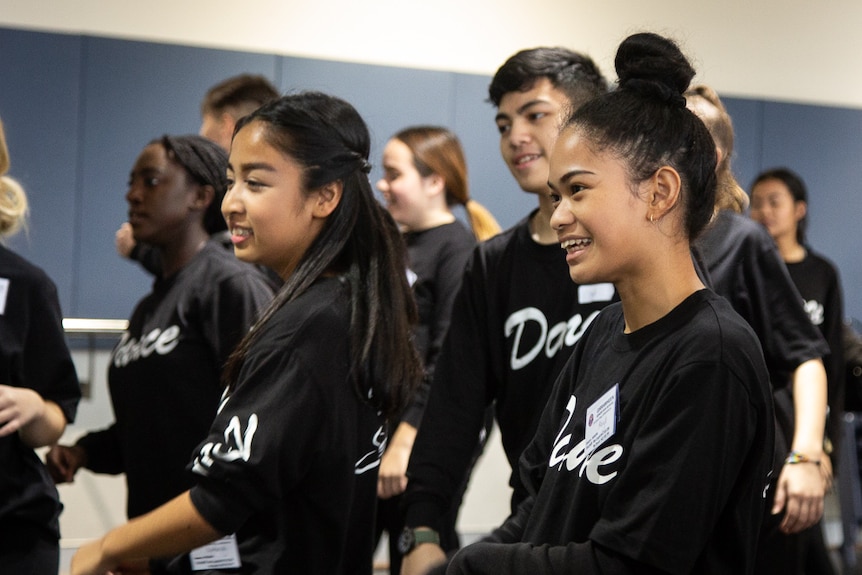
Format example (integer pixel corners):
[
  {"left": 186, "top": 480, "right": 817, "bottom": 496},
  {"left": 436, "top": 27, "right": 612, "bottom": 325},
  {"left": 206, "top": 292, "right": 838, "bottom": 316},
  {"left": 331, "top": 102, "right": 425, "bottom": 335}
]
[{"left": 1, "top": 0, "right": 861, "bottom": 109}]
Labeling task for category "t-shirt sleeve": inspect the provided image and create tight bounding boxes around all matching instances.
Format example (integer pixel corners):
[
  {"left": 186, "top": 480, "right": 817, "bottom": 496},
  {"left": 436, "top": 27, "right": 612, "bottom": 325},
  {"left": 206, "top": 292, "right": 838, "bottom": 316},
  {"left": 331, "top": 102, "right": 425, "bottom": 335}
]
[
  {"left": 745, "top": 233, "right": 828, "bottom": 383},
  {"left": 187, "top": 339, "right": 342, "bottom": 534},
  {"left": 23, "top": 271, "right": 80, "bottom": 422}
]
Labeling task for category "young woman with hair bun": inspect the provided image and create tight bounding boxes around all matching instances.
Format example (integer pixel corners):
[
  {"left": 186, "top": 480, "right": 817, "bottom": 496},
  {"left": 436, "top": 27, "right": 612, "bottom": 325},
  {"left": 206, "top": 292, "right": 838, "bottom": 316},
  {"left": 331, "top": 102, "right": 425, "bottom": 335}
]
[{"left": 444, "top": 32, "right": 774, "bottom": 575}]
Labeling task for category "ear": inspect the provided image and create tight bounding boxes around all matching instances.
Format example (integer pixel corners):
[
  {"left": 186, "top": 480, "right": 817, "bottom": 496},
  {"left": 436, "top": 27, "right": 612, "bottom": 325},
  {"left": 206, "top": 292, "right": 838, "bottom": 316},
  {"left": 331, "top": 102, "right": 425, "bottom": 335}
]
[
  {"left": 423, "top": 173, "right": 446, "bottom": 198},
  {"left": 795, "top": 200, "right": 808, "bottom": 222},
  {"left": 645, "top": 166, "right": 682, "bottom": 221},
  {"left": 191, "top": 184, "right": 215, "bottom": 212},
  {"left": 311, "top": 180, "right": 343, "bottom": 218}
]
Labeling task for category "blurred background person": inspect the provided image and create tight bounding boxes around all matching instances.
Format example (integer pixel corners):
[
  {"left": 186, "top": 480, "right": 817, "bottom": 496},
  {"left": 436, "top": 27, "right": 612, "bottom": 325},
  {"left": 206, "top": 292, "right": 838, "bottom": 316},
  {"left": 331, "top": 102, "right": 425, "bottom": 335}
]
[{"left": 0, "top": 116, "right": 81, "bottom": 574}]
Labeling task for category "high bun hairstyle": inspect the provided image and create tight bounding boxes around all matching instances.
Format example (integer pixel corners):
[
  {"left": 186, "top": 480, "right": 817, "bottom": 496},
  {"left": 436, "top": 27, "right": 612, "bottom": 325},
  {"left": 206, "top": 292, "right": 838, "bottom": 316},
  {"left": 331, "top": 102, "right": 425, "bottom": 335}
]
[
  {"left": 225, "top": 92, "right": 422, "bottom": 421},
  {"left": 563, "top": 32, "right": 717, "bottom": 240}
]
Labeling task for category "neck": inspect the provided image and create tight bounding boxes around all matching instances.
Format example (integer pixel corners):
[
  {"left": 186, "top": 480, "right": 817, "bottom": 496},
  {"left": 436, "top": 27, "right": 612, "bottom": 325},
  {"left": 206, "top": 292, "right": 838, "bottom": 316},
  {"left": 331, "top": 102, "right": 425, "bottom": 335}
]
[
  {"left": 617, "top": 242, "right": 704, "bottom": 333},
  {"left": 159, "top": 227, "right": 210, "bottom": 278},
  {"left": 775, "top": 233, "right": 806, "bottom": 263},
  {"left": 529, "top": 193, "right": 558, "bottom": 245},
  {"left": 410, "top": 210, "right": 456, "bottom": 232}
]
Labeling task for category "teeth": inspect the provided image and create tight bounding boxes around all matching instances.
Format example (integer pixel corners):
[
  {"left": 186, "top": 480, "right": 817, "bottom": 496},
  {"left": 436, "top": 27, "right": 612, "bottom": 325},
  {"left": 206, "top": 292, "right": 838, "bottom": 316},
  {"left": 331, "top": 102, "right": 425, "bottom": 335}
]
[
  {"left": 515, "top": 154, "right": 539, "bottom": 165},
  {"left": 561, "top": 238, "right": 591, "bottom": 250},
  {"left": 232, "top": 227, "right": 251, "bottom": 237}
]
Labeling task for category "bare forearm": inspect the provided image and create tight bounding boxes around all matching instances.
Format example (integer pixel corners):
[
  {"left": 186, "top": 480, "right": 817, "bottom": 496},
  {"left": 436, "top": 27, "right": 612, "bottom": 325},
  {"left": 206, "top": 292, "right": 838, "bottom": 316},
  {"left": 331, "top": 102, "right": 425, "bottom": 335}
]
[
  {"left": 100, "top": 492, "right": 221, "bottom": 564},
  {"left": 19, "top": 398, "right": 66, "bottom": 448},
  {"left": 790, "top": 358, "right": 828, "bottom": 457}
]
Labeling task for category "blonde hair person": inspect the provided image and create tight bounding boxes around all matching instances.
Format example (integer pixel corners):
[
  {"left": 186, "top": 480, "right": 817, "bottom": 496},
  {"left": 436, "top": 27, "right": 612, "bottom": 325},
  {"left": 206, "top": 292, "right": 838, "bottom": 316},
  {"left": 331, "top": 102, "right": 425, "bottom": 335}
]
[
  {"left": 385, "top": 126, "right": 501, "bottom": 240},
  {"left": 375, "top": 126, "right": 499, "bottom": 573},
  {"left": 685, "top": 85, "right": 749, "bottom": 214},
  {"left": 0, "top": 118, "right": 28, "bottom": 238},
  {"left": 0, "top": 117, "right": 80, "bottom": 574}
]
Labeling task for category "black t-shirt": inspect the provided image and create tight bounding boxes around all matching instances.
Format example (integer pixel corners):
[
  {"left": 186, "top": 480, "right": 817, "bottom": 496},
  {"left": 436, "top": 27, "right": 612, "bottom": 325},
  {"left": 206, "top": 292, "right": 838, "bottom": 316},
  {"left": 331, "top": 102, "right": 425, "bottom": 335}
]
[
  {"left": 447, "top": 290, "right": 774, "bottom": 575},
  {"left": 694, "top": 210, "right": 828, "bottom": 463},
  {"left": 0, "top": 245, "right": 80, "bottom": 542},
  {"left": 785, "top": 249, "right": 845, "bottom": 446},
  {"left": 186, "top": 277, "right": 383, "bottom": 574},
  {"left": 401, "top": 220, "right": 476, "bottom": 427},
  {"left": 404, "top": 213, "right": 617, "bottom": 529},
  {"left": 77, "top": 241, "right": 273, "bottom": 518}
]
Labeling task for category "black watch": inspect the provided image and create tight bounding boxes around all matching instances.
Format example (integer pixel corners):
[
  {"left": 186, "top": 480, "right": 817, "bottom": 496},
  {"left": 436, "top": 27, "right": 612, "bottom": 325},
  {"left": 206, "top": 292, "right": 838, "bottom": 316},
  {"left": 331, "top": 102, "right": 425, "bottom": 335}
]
[{"left": 397, "top": 527, "right": 440, "bottom": 555}]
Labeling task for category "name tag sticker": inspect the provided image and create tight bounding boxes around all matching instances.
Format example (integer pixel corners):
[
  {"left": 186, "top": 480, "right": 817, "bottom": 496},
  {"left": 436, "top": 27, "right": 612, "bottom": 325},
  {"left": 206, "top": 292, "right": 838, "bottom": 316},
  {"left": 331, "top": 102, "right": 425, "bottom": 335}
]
[
  {"left": 578, "top": 282, "right": 614, "bottom": 304},
  {"left": 0, "top": 278, "right": 8, "bottom": 315},
  {"left": 585, "top": 384, "right": 619, "bottom": 457},
  {"left": 190, "top": 534, "right": 241, "bottom": 571}
]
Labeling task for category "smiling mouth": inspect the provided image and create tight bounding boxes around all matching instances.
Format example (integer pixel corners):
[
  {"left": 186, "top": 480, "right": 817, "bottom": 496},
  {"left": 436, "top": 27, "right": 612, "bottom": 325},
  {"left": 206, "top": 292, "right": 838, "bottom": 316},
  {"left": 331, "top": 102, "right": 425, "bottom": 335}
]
[
  {"left": 514, "top": 154, "right": 541, "bottom": 167},
  {"left": 561, "top": 238, "right": 592, "bottom": 251}
]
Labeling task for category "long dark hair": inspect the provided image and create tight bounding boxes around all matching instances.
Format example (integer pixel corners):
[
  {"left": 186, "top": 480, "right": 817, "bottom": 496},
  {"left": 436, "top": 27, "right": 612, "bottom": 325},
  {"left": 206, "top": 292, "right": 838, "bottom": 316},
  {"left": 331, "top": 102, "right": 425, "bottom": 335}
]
[
  {"left": 563, "top": 32, "right": 717, "bottom": 240},
  {"left": 223, "top": 92, "right": 422, "bottom": 421}
]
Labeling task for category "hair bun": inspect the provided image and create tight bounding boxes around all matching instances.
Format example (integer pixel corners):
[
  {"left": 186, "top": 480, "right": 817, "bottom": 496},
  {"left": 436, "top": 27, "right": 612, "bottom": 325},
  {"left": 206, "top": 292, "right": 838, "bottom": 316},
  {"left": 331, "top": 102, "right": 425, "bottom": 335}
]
[{"left": 615, "top": 32, "right": 694, "bottom": 108}]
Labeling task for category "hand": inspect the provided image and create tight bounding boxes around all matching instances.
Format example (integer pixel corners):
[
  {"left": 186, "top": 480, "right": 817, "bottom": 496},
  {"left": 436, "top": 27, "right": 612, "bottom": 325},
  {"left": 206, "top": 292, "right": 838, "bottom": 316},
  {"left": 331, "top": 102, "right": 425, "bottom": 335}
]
[
  {"left": 115, "top": 223, "right": 136, "bottom": 258},
  {"left": 401, "top": 542, "right": 447, "bottom": 575},
  {"left": 772, "top": 461, "right": 825, "bottom": 534},
  {"left": 46, "top": 443, "right": 88, "bottom": 483},
  {"left": 377, "top": 441, "right": 411, "bottom": 499},
  {"left": 0, "top": 384, "right": 45, "bottom": 438}
]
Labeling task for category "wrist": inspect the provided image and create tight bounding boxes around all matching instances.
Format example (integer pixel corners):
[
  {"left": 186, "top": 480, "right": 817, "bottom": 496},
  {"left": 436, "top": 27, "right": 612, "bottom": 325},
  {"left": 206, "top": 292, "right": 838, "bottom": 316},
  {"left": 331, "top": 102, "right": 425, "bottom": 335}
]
[
  {"left": 785, "top": 450, "right": 821, "bottom": 465},
  {"left": 398, "top": 527, "right": 440, "bottom": 555}
]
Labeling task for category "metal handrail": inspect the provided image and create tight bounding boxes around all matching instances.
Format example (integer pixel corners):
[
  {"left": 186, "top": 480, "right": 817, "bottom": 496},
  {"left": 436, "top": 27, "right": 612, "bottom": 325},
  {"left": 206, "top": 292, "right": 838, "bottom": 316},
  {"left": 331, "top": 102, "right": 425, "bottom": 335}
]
[{"left": 62, "top": 318, "right": 128, "bottom": 335}]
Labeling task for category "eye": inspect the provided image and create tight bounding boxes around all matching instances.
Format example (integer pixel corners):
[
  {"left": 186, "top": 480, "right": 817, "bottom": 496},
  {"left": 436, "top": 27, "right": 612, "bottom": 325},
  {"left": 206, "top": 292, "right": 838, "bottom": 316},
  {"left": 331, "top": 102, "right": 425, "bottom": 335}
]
[
  {"left": 569, "top": 183, "right": 586, "bottom": 196},
  {"left": 225, "top": 177, "right": 235, "bottom": 190},
  {"left": 549, "top": 191, "right": 561, "bottom": 206},
  {"left": 528, "top": 112, "right": 547, "bottom": 122},
  {"left": 144, "top": 177, "right": 159, "bottom": 187},
  {"left": 496, "top": 123, "right": 511, "bottom": 136}
]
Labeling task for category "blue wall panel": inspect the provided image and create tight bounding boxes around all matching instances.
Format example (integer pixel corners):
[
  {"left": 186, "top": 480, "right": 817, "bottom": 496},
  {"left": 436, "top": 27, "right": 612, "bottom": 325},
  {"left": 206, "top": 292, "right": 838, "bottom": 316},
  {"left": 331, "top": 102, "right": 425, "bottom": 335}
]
[
  {"left": 0, "top": 28, "right": 81, "bottom": 314},
  {"left": 1, "top": 26, "right": 861, "bottom": 321}
]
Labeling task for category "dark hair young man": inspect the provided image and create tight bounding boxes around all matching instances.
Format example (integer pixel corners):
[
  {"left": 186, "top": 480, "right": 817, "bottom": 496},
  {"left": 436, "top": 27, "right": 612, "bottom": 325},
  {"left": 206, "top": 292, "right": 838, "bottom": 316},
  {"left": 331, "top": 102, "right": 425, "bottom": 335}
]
[{"left": 399, "top": 47, "right": 612, "bottom": 575}]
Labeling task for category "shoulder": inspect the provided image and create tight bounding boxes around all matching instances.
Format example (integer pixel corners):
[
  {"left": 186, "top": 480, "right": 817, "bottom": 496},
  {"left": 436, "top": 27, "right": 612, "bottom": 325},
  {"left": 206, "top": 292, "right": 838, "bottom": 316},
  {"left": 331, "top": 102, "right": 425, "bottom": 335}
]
[
  {"left": 261, "top": 278, "right": 350, "bottom": 344},
  {"left": 0, "top": 245, "right": 58, "bottom": 295},
  {"left": 192, "top": 243, "right": 273, "bottom": 290}
]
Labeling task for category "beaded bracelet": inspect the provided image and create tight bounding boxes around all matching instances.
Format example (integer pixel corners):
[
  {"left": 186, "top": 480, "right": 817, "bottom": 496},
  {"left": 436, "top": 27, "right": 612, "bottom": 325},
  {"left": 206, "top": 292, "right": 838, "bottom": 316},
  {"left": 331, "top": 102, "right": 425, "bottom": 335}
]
[{"left": 785, "top": 450, "right": 821, "bottom": 465}]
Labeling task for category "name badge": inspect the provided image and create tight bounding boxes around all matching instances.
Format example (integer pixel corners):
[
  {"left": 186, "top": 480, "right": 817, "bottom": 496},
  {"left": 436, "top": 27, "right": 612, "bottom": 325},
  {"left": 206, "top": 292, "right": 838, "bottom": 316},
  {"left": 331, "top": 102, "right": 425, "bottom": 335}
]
[
  {"left": 0, "top": 278, "right": 8, "bottom": 315},
  {"left": 190, "top": 534, "right": 242, "bottom": 571},
  {"left": 578, "top": 282, "right": 614, "bottom": 304},
  {"left": 585, "top": 384, "right": 619, "bottom": 457}
]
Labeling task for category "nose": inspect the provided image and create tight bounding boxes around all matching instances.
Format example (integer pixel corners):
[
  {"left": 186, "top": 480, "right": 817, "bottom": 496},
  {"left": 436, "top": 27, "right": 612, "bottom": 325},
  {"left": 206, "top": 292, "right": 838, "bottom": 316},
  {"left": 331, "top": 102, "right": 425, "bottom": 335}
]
[
  {"left": 125, "top": 181, "right": 142, "bottom": 204},
  {"left": 507, "top": 118, "right": 531, "bottom": 148},
  {"left": 221, "top": 185, "right": 242, "bottom": 220},
  {"left": 549, "top": 198, "right": 573, "bottom": 231}
]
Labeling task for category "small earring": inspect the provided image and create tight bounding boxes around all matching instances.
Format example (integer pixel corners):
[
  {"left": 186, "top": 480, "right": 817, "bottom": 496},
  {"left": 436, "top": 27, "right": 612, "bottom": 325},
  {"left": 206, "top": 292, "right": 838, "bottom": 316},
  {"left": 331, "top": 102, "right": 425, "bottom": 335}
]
[{"left": 648, "top": 214, "right": 655, "bottom": 223}]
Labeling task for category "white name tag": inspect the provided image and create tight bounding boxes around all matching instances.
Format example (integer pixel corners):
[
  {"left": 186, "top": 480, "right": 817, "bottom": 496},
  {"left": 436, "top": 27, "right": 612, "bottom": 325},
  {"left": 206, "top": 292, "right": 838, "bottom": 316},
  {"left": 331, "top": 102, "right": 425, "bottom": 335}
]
[
  {"left": 0, "top": 278, "right": 9, "bottom": 315},
  {"left": 585, "top": 384, "right": 619, "bottom": 457},
  {"left": 578, "top": 282, "right": 614, "bottom": 304},
  {"left": 190, "top": 534, "right": 242, "bottom": 571}
]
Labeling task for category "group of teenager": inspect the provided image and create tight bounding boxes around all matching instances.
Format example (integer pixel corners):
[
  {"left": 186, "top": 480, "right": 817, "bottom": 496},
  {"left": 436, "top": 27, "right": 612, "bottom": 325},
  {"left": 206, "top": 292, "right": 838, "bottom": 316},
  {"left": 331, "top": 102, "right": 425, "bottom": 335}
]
[{"left": 0, "top": 28, "right": 846, "bottom": 575}]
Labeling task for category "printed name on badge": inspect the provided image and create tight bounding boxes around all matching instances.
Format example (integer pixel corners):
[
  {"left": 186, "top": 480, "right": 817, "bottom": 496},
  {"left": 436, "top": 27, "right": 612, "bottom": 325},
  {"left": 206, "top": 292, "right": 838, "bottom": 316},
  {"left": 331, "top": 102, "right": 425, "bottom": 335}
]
[
  {"left": 584, "top": 383, "right": 619, "bottom": 458},
  {"left": 190, "top": 534, "right": 242, "bottom": 571}
]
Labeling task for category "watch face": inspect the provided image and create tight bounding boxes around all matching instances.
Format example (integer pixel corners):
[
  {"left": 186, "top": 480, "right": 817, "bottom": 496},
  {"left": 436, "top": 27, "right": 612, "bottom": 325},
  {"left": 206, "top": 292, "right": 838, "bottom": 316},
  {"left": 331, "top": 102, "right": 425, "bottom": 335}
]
[{"left": 397, "top": 528, "right": 415, "bottom": 555}]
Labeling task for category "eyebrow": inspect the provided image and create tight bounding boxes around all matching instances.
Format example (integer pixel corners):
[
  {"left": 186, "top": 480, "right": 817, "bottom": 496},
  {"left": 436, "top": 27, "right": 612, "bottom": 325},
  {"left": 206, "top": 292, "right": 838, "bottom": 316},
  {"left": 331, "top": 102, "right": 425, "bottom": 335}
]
[
  {"left": 228, "top": 161, "right": 277, "bottom": 173},
  {"left": 495, "top": 98, "right": 553, "bottom": 123}
]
